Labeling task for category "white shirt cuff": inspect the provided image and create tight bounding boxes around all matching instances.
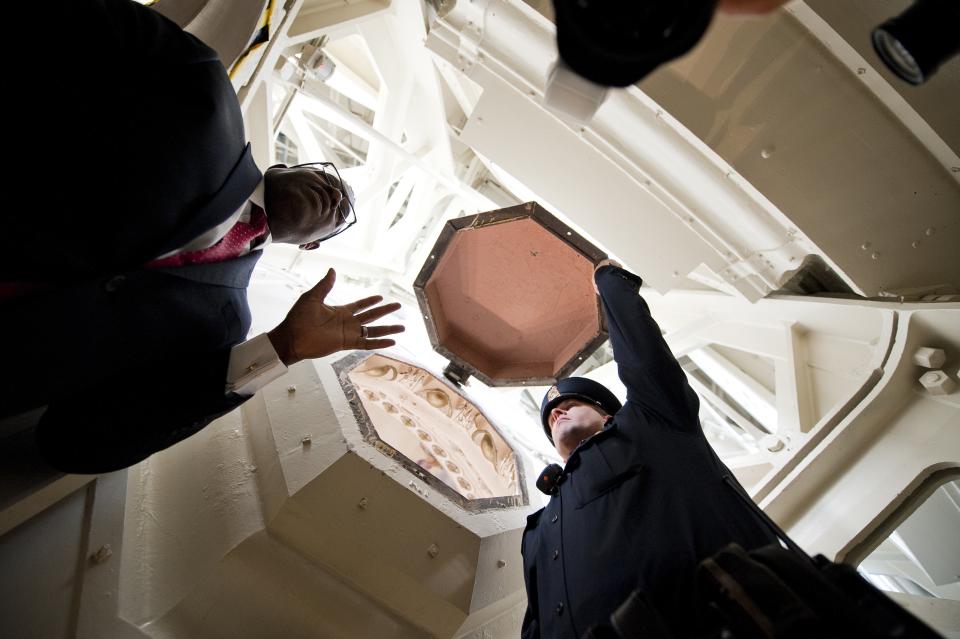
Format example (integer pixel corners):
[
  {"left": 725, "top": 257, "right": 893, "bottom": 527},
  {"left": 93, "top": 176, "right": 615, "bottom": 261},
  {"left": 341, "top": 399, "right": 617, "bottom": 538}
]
[
  {"left": 226, "top": 333, "right": 288, "bottom": 397},
  {"left": 249, "top": 178, "right": 266, "bottom": 209}
]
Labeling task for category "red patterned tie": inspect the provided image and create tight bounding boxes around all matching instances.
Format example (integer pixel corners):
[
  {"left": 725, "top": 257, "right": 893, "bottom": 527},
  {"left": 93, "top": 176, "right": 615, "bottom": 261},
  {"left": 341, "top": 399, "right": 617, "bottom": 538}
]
[
  {"left": 0, "top": 206, "right": 270, "bottom": 303},
  {"left": 147, "top": 205, "right": 269, "bottom": 269}
]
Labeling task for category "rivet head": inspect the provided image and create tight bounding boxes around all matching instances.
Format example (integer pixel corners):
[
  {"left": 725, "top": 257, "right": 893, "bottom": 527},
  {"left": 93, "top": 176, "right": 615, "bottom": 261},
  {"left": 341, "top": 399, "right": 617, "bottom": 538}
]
[
  {"left": 497, "top": 559, "right": 507, "bottom": 568},
  {"left": 857, "top": 67, "right": 866, "bottom": 75},
  {"left": 287, "top": 385, "right": 297, "bottom": 393},
  {"left": 760, "top": 147, "right": 773, "bottom": 159},
  {"left": 91, "top": 545, "right": 113, "bottom": 564},
  {"left": 427, "top": 544, "right": 440, "bottom": 559},
  {"left": 301, "top": 435, "right": 312, "bottom": 448},
  {"left": 358, "top": 497, "right": 368, "bottom": 509},
  {"left": 761, "top": 435, "right": 785, "bottom": 452},
  {"left": 925, "top": 227, "right": 936, "bottom": 236},
  {"left": 860, "top": 242, "right": 871, "bottom": 250},
  {"left": 871, "top": 252, "right": 880, "bottom": 260}
]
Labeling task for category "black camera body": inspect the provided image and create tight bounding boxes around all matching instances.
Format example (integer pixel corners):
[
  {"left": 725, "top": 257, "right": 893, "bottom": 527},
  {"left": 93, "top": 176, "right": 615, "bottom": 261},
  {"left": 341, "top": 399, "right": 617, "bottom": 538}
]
[{"left": 553, "top": 0, "right": 719, "bottom": 88}]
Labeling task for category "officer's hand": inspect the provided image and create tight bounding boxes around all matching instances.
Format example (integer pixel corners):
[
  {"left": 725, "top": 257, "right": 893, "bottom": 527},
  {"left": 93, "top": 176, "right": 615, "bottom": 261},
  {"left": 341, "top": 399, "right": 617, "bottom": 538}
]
[
  {"left": 267, "top": 268, "right": 404, "bottom": 366},
  {"left": 593, "top": 258, "right": 623, "bottom": 295}
]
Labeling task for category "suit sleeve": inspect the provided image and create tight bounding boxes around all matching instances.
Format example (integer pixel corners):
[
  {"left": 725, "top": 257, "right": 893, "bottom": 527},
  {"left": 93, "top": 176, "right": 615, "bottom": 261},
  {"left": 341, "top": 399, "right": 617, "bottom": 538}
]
[
  {"left": 10, "top": 0, "right": 245, "bottom": 281},
  {"left": 57, "top": 0, "right": 216, "bottom": 65},
  {"left": 35, "top": 348, "right": 248, "bottom": 474},
  {"left": 595, "top": 265, "right": 700, "bottom": 430}
]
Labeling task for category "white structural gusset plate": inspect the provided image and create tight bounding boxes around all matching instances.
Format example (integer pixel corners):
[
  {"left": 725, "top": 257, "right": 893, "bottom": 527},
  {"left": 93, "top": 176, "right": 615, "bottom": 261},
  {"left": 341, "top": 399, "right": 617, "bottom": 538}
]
[
  {"left": 759, "top": 306, "right": 960, "bottom": 558},
  {"left": 425, "top": 0, "right": 831, "bottom": 301}
]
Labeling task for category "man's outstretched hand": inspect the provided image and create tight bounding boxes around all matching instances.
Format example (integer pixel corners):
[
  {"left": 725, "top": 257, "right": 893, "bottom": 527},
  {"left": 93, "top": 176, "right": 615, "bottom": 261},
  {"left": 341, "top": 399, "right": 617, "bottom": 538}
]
[{"left": 267, "top": 268, "right": 404, "bottom": 366}]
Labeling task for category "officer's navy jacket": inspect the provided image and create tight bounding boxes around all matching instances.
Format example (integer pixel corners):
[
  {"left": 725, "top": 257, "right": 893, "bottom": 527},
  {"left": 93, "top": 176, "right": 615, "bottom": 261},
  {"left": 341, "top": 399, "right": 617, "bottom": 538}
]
[{"left": 520, "top": 265, "right": 778, "bottom": 638}]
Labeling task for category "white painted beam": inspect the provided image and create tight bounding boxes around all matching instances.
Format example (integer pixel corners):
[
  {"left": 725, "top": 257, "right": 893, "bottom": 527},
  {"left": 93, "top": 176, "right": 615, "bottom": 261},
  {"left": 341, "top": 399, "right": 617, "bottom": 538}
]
[
  {"left": 689, "top": 346, "right": 778, "bottom": 432},
  {"left": 688, "top": 375, "right": 771, "bottom": 441},
  {"left": 774, "top": 322, "right": 817, "bottom": 437}
]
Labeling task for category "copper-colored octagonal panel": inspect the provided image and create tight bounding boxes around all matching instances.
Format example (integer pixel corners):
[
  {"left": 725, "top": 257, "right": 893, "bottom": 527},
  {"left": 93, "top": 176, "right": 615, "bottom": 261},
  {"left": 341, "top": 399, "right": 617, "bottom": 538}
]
[{"left": 414, "top": 202, "right": 607, "bottom": 386}]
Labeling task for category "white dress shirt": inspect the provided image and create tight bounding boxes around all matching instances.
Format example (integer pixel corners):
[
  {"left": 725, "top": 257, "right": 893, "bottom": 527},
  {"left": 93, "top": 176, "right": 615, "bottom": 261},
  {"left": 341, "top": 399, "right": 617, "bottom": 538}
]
[{"left": 163, "top": 178, "right": 288, "bottom": 397}]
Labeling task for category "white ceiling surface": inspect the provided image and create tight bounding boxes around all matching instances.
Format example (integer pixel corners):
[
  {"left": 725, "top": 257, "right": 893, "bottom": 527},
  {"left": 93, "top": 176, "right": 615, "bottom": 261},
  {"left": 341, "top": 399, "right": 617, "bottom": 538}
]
[
  {"left": 62, "top": 1, "right": 960, "bottom": 638},
  {"left": 242, "top": 0, "right": 960, "bottom": 491}
]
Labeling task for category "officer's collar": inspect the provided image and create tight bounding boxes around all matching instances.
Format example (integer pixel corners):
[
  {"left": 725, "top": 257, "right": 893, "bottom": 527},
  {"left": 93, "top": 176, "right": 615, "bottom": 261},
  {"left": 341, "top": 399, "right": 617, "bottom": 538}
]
[{"left": 563, "top": 418, "right": 617, "bottom": 470}]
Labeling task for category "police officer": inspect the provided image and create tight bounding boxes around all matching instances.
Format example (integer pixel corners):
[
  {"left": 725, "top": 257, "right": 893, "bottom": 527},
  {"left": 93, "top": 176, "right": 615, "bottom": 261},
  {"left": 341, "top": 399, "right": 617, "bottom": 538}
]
[{"left": 520, "top": 260, "right": 778, "bottom": 638}]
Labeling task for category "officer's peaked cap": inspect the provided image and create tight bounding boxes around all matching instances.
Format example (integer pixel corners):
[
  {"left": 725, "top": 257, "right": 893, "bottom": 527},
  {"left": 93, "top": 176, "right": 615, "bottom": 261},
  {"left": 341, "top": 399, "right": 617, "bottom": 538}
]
[{"left": 540, "top": 377, "right": 622, "bottom": 443}]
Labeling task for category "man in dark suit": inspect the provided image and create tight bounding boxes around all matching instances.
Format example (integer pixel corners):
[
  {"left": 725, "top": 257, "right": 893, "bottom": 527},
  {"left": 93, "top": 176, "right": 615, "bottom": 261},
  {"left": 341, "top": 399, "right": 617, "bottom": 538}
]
[
  {"left": 520, "top": 260, "right": 777, "bottom": 638},
  {"left": 1, "top": 0, "right": 402, "bottom": 473}
]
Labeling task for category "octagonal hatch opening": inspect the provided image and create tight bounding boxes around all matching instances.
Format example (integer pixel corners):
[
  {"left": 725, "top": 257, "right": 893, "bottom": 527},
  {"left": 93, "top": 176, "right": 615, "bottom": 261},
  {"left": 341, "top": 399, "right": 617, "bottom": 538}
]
[{"left": 335, "top": 352, "right": 528, "bottom": 512}]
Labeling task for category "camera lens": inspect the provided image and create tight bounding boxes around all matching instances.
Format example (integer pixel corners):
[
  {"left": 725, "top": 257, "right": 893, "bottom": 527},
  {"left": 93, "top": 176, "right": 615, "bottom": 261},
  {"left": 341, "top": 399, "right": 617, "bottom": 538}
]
[
  {"left": 872, "top": 29, "right": 924, "bottom": 85},
  {"left": 871, "top": 0, "right": 960, "bottom": 86}
]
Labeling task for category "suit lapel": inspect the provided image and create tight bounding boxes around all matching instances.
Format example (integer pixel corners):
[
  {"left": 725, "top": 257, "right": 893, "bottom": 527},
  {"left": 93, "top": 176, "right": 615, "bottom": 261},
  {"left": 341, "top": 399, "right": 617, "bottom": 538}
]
[
  {"left": 155, "top": 251, "right": 262, "bottom": 288},
  {"left": 155, "top": 143, "right": 263, "bottom": 260}
]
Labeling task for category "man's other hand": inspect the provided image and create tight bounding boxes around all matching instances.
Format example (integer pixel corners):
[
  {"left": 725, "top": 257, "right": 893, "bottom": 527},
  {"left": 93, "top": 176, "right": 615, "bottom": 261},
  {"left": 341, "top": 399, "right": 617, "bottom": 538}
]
[{"left": 267, "top": 268, "right": 404, "bottom": 366}]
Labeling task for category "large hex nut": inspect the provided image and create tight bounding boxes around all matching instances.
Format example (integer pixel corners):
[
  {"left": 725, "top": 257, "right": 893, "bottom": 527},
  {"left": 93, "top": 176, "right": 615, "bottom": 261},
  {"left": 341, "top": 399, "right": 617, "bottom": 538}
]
[
  {"left": 919, "top": 370, "right": 957, "bottom": 396},
  {"left": 912, "top": 347, "right": 947, "bottom": 369}
]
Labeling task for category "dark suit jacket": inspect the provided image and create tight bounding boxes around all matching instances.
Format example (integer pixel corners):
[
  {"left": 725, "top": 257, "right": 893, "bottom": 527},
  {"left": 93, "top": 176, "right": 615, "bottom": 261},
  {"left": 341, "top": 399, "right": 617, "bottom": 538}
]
[
  {"left": 1, "top": 0, "right": 263, "bottom": 473},
  {"left": 520, "top": 266, "right": 778, "bottom": 638},
  {"left": 7, "top": 0, "right": 260, "bottom": 280}
]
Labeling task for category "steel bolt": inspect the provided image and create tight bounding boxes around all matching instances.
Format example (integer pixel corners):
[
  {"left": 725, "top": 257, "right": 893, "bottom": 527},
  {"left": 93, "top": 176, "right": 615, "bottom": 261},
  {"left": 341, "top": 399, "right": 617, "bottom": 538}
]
[{"left": 913, "top": 347, "right": 946, "bottom": 369}]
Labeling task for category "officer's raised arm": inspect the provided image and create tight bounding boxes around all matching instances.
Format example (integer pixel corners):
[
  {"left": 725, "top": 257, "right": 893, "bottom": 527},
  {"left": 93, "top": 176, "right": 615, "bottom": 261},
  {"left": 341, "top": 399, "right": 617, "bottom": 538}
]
[{"left": 593, "top": 260, "right": 699, "bottom": 429}]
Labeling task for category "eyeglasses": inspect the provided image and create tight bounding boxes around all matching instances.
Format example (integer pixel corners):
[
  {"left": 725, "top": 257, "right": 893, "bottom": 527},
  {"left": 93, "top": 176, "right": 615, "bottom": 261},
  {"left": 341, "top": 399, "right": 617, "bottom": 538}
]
[{"left": 290, "top": 161, "right": 357, "bottom": 249}]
